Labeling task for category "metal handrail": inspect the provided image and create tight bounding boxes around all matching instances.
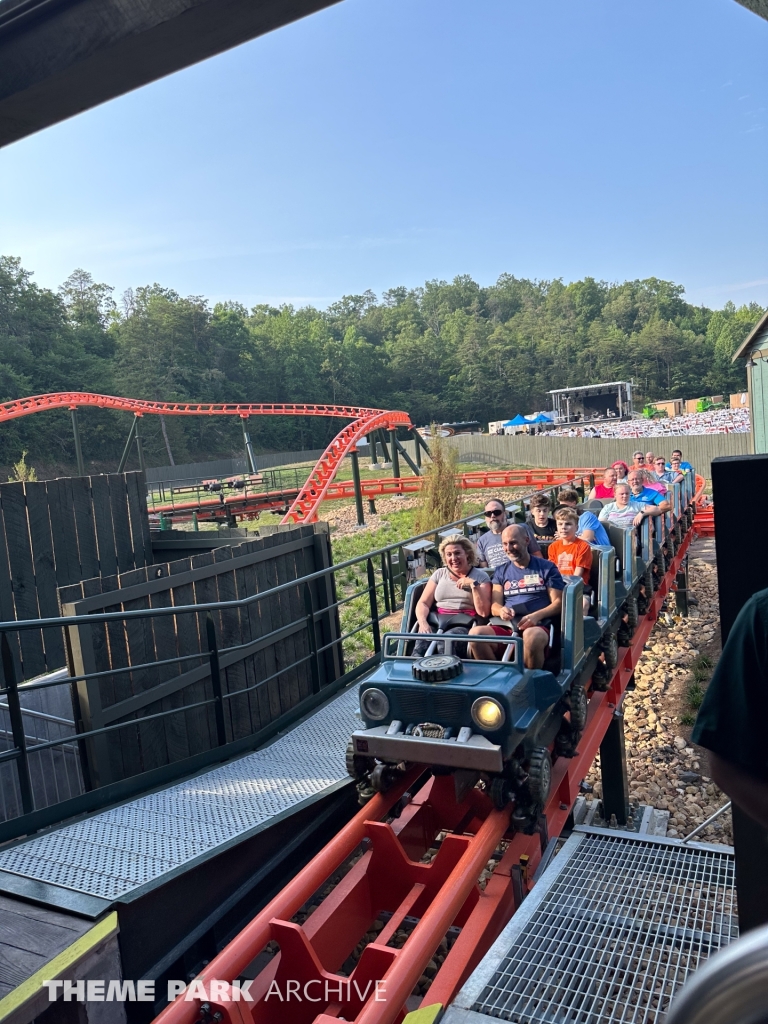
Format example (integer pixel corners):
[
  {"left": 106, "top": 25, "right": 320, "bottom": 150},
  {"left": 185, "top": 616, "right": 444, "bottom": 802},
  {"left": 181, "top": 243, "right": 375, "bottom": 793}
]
[
  {"left": 0, "top": 476, "right": 594, "bottom": 639},
  {"left": 0, "top": 470, "right": 610, "bottom": 826},
  {"left": 666, "top": 922, "right": 768, "bottom": 1024}
]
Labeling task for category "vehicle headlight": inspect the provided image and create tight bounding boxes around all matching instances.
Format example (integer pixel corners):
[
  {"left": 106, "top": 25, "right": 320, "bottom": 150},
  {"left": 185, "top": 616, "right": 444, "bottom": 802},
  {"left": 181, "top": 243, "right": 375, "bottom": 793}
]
[
  {"left": 471, "top": 697, "right": 505, "bottom": 731},
  {"left": 361, "top": 687, "right": 390, "bottom": 721}
]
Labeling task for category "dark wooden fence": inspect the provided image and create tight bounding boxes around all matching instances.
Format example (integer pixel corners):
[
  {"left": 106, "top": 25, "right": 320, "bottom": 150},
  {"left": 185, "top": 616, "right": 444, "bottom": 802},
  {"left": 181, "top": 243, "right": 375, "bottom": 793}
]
[
  {"left": 58, "top": 524, "right": 341, "bottom": 788},
  {"left": 0, "top": 472, "right": 150, "bottom": 680}
]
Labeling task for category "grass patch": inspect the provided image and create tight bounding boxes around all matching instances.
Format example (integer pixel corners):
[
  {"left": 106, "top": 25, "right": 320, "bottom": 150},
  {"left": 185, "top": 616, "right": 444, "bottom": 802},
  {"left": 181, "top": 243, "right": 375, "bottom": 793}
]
[{"left": 681, "top": 654, "right": 715, "bottom": 724}]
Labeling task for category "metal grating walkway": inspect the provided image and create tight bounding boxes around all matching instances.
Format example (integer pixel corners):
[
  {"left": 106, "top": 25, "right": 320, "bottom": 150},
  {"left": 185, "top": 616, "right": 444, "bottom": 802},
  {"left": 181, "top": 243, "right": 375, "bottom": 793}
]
[
  {"left": 445, "top": 827, "right": 737, "bottom": 1024},
  {"left": 0, "top": 685, "right": 360, "bottom": 902}
]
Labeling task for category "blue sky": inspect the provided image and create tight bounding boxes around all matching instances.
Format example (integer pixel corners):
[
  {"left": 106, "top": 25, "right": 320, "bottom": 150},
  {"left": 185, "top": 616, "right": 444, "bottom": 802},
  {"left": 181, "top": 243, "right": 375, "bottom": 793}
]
[{"left": 0, "top": 0, "right": 766, "bottom": 311}]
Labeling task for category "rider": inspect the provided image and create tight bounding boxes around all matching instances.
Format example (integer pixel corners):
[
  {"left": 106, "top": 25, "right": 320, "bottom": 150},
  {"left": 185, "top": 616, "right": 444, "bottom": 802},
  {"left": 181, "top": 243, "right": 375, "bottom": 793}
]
[
  {"left": 476, "top": 497, "right": 542, "bottom": 570},
  {"left": 588, "top": 467, "right": 617, "bottom": 500},
  {"left": 555, "top": 488, "right": 611, "bottom": 547},
  {"left": 413, "top": 534, "right": 491, "bottom": 657},
  {"left": 527, "top": 493, "right": 557, "bottom": 543},
  {"left": 469, "top": 524, "right": 564, "bottom": 669}
]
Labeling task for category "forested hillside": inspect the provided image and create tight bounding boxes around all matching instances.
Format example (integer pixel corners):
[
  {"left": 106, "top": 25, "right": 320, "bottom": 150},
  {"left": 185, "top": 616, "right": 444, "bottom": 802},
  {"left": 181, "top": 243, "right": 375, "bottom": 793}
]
[{"left": 0, "top": 255, "right": 762, "bottom": 471}]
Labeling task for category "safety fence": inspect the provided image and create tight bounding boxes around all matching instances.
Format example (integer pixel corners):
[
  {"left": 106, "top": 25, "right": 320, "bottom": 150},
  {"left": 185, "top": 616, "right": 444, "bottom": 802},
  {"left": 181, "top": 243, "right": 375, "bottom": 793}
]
[
  {"left": 0, "top": 471, "right": 151, "bottom": 680},
  {"left": 0, "top": 474, "right": 593, "bottom": 840},
  {"left": 447, "top": 432, "right": 750, "bottom": 473}
]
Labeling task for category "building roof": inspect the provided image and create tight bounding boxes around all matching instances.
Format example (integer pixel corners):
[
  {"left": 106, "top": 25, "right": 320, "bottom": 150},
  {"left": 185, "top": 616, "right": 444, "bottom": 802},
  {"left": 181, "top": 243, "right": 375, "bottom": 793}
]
[
  {"left": 735, "top": 1, "right": 768, "bottom": 22},
  {"left": 548, "top": 382, "right": 631, "bottom": 396},
  {"left": 732, "top": 309, "right": 768, "bottom": 362}
]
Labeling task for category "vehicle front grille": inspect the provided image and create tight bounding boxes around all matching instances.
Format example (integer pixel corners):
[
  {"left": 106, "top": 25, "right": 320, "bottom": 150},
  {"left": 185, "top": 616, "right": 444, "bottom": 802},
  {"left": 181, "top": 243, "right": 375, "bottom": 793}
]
[{"left": 393, "top": 689, "right": 469, "bottom": 724}]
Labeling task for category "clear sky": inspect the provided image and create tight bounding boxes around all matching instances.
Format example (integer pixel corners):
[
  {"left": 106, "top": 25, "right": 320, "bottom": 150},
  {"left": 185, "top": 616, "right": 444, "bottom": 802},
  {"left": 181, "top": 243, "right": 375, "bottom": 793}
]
[{"left": 1, "top": 0, "right": 766, "bottom": 311}]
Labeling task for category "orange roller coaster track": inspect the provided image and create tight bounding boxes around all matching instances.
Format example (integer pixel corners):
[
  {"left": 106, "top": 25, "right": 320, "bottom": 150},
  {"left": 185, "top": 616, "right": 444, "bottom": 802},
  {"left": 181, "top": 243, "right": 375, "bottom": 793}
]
[{"left": 0, "top": 392, "right": 413, "bottom": 526}]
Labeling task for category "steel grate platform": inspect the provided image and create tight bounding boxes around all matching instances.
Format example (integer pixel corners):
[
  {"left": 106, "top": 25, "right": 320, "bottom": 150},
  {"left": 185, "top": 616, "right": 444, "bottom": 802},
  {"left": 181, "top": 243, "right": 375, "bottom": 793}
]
[
  {"left": 445, "top": 827, "right": 737, "bottom": 1024},
  {"left": 0, "top": 685, "right": 360, "bottom": 902}
]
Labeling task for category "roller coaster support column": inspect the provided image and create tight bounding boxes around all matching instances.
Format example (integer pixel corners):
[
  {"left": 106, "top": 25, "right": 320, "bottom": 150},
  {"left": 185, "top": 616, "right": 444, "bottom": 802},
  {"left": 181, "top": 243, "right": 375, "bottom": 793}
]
[
  {"left": 390, "top": 428, "right": 401, "bottom": 479},
  {"left": 134, "top": 415, "right": 147, "bottom": 476},
  {"left": 117, "top": 415, "right": 138, "bottom": 474},
  {"left": 600, "top": 707, "right": 630, "bottom": 826},
  {"left": 411, "top": 427, "right": 423, "bottom": 469},
  {"left": 70, "top": 407, "right": 85, "bottom": 476},
  {"left": 393, "top": 434, "right": 421, "bottom": 476},
  {"left": 369, "top": 433, "right": 379, "bottom": 467},
  {"left": 675, "top": 557, "right": 689, "bottom": 617},
  {"left": 377, "top": 429, "right": 392, "bottom": 468},
  {"left": 240, "top": 415, "right": 257, "bottom": 474},
  {"left": 349, "top": 449, "right": 365, "bottom": 527}
]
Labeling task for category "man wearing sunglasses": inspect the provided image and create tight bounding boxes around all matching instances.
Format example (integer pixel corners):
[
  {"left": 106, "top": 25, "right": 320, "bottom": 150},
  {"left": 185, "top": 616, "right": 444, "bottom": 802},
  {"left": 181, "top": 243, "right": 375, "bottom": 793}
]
[
  {"left": 476, "top": 498, "right": 542, "bottom": 571},
  {"left": 653, "top": 456, "right": 682, "bottom": 487},
  {"left": 632, "top": 451, "right": 646, "bottom": 470}
]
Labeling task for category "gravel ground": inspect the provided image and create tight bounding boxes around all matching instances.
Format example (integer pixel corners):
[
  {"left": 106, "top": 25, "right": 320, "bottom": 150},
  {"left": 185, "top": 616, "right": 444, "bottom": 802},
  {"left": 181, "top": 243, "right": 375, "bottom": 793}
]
[
  {"left": 323, "top": 488, "right": 534, "bottom": 539},
  {"left": 586, "top": 557, "right": 732, "bottom": 845}
]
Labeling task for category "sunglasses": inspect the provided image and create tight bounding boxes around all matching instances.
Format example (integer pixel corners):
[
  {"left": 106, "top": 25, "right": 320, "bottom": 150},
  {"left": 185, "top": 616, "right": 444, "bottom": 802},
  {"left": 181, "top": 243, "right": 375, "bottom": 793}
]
[{"left": 484, "top": 509, "right": 504, "bottom": 517}]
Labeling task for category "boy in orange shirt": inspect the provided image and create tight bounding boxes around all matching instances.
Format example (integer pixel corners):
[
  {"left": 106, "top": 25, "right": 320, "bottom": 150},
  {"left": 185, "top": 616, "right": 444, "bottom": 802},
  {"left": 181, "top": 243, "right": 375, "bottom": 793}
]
[{"left": 549, "top": 508, "right": 593, "bottom": 615}]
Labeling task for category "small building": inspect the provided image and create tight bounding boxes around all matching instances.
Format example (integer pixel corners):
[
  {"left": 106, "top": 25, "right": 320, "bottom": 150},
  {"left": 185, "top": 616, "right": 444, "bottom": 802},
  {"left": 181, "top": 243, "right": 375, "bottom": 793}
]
[
  {"left": 732, "top": 309, "right": 768, "bottom": 453},
  {"left": 652, "top": 399, "right": 683, "bottom": 418}
]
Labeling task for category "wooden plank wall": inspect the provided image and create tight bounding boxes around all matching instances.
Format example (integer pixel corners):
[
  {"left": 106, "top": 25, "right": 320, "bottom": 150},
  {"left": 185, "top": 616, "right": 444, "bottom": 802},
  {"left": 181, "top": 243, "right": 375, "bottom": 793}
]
[
  {"left": 0, "top": 472, "right": 151, "bottom": 681},
  {"left": 59, "top": 524, "right": 341, "bottom": 788},
  {"left": 444, "top": 432, "right": 751, "bottom": 475}
]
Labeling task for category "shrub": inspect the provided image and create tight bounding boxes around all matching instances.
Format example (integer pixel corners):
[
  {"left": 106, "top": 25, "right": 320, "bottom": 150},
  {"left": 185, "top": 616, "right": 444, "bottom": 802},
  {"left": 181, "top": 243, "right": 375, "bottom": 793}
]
[
  {"left": 8, "top": 450, "right": 37, "bottom": 483},
  {"left": 414, "top": 431, "right": 463, "bottom": 533}
]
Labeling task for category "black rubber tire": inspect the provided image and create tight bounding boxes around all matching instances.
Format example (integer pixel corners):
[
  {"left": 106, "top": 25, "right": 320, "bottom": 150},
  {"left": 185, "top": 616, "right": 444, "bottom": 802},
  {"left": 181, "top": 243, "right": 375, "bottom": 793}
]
[
  {"left": 592, "top": 662, "right": 612, "bottom": 691},
  {"left": 346, "top": 738, "right": 375, "bottom": 781},
  {"left": 656, "top": 550, "right": 666, "bottom": 577},
  {"left": 569, "top": 682, "right": 588, "bottom": 733},
  {"left": 625, "top": 594, "right": 639, "bottom": 630},
  {"left": 644, "top": 566, "right": 655, "bottom": 597},
  {"left": 526, "top": 748, "right": 552, "bottom": 808},
  {"left": 601, "top": 631, "right": 619, "bottom": 670},
  {"left": 490, "top": 777, "right": 511, "bottom": 810}
]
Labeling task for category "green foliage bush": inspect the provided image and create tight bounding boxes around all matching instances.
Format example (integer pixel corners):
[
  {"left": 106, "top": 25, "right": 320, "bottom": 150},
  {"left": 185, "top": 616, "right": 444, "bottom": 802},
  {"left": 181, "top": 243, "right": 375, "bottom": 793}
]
[{"left": 0, "top": 255, "right": 763, "bottom": 470}]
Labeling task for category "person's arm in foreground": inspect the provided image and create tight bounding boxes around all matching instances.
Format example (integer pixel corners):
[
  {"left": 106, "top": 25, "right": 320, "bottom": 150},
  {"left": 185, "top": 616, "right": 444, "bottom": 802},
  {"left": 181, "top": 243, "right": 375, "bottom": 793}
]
[{"left": 709, "top": 752, "right": 768, "bottom": 830}]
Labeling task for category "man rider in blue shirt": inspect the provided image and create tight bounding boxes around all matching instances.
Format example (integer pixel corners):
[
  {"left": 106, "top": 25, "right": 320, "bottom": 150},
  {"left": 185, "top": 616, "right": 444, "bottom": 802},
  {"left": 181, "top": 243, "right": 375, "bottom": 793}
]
[
  {"left": 627, "top": 470, "right": 670, "bottom": 514},
  {"left": 469, "top": 524, "right": 565, "bottom": 669}
]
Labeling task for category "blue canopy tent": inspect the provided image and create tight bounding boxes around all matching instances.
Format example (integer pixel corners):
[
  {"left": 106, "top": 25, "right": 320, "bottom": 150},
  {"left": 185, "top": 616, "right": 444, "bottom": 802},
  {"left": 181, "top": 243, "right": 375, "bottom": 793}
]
[
  {"left": 528, "top": 413, "right": 554, "bottom": 424},
  {"left": 502, "top": 414, "right": 531, "bottom": 427}
]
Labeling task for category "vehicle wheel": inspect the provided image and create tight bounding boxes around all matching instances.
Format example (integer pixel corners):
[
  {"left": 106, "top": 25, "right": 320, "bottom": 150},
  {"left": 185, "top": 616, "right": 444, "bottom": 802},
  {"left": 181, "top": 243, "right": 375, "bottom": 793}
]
[
  {"left": 625, "top": 594, "right": 639, "bottom": 630},
  {"left": 644, "top": 566, "right": 656, "bottom": 595},
  {"left": 370, "top": 762, "right": 398, "bottom": 794},
  {"left": 569, "top": 682, "right": 588, "bottom": 733},
  {"left": 490, "top": 776, "right": 512, "bottom": 810},
  {"left": 346, "top": 738, "right": 375, "bottom": 781},
  {"left": 637, "top": 590, "right": 648, "bottom": 616},
  {"left": 525, "top": 748, "right": 552, "bottom": 808},
  {"left": 592, "top": 661, "right": 612, "bottom": 691},
  {"left": 601, "top": 631, "right": 618, "bottom": 670},
  {"left": 656, "top": 550, "right": 666, "bottom": 577}
]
